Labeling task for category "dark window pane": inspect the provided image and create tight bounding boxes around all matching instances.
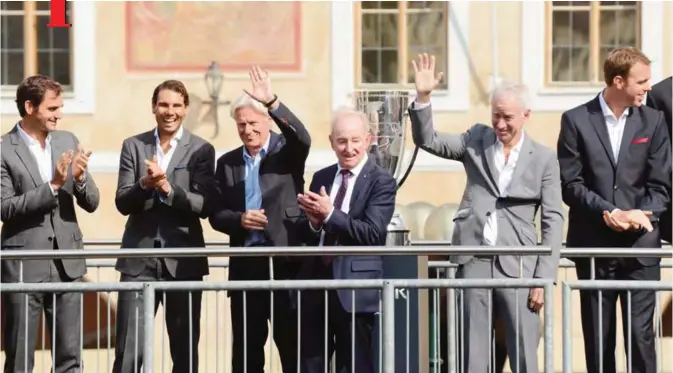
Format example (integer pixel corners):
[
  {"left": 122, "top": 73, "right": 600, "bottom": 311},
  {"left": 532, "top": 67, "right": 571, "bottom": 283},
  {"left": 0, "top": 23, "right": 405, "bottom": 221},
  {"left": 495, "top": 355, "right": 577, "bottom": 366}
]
[
  {"left": 37, "top": 15, "right": 71, "bottom": 50},
  {"left": 1, "top": 1, "right": 23, "bottom": 11},
  {"left": 379, "top": 13, "right": 398, "bottom": 47},
  {"left": 37, "top": 51, "right": 54, "bottom": 78},
  {"left": 571, "top": 11, "right": 590, "bottom": 45},
  {"left": 362, "top": 50, "right": 380, "bottom": 83},
  {"left": 2, "top": 51, "right": 24, "bottom": 85},
  {"left": 552, "top": 1, "right": 590, "bottom": 7},
  {"left": 570, "top": 47, "right": 590, "bottom": 81},
  {"left": 361, "top": 14, "right": 380, "bottom": 48},
  {"left": 551, "top": 47, "right": 572, "bottom": 82},
  {"left": 51, "top": 52, "right": 71, "bottom": 85},
  {"left": 408, "top": 1, "right": 442, "bottom": 9},
  {"left": 551, "top": 11, "right": 572, "bottom": 45},
  {"left": 380, "top": 50, "right": 398, "bottom": 83},
  {"left": 2, "top": 15, "right": 24, "bottom": 49},
  {"left": 362, "top": 1, "right": 398, "bottom": 10},
  {"left": 407, "top": 10, "right": 446, "bottom": 47},
  {"left": 600, "top": 1, "right": 638, "bottom": 6}
]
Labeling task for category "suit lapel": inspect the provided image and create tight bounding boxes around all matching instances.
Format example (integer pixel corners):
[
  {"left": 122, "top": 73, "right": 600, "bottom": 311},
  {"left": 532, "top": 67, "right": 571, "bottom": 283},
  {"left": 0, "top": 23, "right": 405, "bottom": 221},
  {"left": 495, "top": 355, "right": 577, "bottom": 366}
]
[
  {"left": 481, "top": 131, "right": 501, "bottom": 194},
  {"left": 230, "top": 147, "right": 247, "bottom": 209},
  {"left": 10, "top": 127, "right": 42, "bottom": 187},
  {"left": 508, "top": 136, "right": 534, "bottom": 193},
  {"left": 588, "top": 97, "right": 617, "bottom": 168},
  {"left": 616, "top": 108, "right": 640, "bottom": 167},
  {"left": 166, "top": 130, "right": 191, "bottom": 177},
  {"left": 349, "top": 159, "right": 376, "bottom": 211},
  {"left": 50, "top": 132, "right": 62, "bottom": 179},
  {"left": 143, "top": 131, "right": 156, "bottom": 165}
]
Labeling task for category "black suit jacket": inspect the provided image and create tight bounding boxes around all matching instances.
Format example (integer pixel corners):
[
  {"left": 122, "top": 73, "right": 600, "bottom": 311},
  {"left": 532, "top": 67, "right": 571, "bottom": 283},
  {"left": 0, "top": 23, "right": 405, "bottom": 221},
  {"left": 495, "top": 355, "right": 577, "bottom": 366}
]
[
  {"left": 297, "top": 158, "right": 397, "bottom": 313},
  {"left": 646, "top": 77, "right": 672, "bottom": 242},
  {"left": 557, "top": 95, "right": 671, "bottom": 266},
  {"left": 209, "top": 103, "right": 311, "bottom": 281},
  {"left": 114, "top": 129, "right": 216, "bottom": 279}
]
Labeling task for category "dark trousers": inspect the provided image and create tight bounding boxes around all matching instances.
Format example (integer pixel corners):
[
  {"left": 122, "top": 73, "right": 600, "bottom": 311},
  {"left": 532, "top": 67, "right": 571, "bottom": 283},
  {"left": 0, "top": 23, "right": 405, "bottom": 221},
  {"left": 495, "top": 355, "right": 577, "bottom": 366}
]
[
  {"left": 112, "top": 259, "right": 202, "bottom": 373},
  {"left": 576, "top": 259, "right": 660, "bottom": 373},
  {"left": 230, "top": 288, "right": 298, "bottom": 373},
  {"left": 300, "top": 262, "right": 376, "bottom": 373},
  {"left": 2, "top": 260, "right": 82, "bottom": 373},
  {"left": 660, "top": 205, "right": 672, "bottom": 243}
]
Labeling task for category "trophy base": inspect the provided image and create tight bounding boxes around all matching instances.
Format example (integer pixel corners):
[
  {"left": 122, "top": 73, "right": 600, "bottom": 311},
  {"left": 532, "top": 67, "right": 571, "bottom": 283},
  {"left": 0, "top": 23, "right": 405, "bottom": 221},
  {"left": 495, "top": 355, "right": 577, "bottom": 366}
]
[{"left": 379, "top": 211, "right": 430, "bottom": 373}]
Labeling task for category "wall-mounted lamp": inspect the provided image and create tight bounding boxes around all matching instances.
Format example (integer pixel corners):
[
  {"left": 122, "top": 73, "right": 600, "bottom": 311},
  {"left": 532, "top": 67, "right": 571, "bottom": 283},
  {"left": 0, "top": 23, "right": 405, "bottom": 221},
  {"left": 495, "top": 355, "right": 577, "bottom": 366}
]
[{"left": 203, "top": 61, "right": 230, "bottom": 139}]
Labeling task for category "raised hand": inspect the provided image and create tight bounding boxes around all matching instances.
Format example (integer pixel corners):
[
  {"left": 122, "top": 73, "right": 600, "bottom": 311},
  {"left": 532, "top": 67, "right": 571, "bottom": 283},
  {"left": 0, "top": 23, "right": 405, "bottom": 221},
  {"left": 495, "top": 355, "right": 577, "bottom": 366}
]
[
  {"left": 141, "top": 155, "right": 166, "bottom": 189},
  {"left": 411, "top": 53, "right": 444, "bottom": 100},
  {"left": 244, "top": 65, "right": 275, "bottom": 105},
  {"left": 71, "top": 143, "right": 92, "bottom": 183},
  {"left": 51, "top": 150, "right": 74, "bottom": 191}
]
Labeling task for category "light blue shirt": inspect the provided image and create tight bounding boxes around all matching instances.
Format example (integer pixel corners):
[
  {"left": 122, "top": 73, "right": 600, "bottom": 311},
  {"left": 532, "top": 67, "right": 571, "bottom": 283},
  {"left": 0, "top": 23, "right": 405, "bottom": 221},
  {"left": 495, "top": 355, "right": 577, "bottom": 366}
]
[{"left": 243, "top": 136, "right": 270, "bottom": 246}]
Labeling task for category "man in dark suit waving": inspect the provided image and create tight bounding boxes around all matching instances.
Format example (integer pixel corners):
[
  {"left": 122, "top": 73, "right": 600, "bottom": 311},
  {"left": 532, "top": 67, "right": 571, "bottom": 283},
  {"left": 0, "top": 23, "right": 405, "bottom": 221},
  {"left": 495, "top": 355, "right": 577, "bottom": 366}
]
[
  {"left": 296, "top": 107, "right": 397, "bottom": 373},
  {"left": 557, "top": 47, "right": 671, "bottom": 373},
  {"left": 112, "top": 80, "right": 216, "bottom": 373},
  {"left": 646, "top": 76, "right": 672, "bottom": 242},
  {"left": 209, "top": 66, "right": 311, "bottom": 373}
]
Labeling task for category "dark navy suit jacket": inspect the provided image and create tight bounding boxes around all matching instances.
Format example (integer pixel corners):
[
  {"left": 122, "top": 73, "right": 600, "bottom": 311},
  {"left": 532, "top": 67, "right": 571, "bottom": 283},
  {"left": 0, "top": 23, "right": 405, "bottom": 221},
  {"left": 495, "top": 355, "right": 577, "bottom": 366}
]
[{"left": 298, "top": 157, "right": 397, "bottom": 313}]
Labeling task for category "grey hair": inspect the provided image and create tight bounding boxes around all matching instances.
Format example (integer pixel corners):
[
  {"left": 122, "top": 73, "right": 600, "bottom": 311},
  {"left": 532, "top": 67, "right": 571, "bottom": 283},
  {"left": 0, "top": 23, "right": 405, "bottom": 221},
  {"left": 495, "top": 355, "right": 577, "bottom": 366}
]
[
  {"left": 330, "top": 106, "right": 370, "bottom": 134},
  {"left": 229, "top": 93, "right": 268, "bottom": 119},
  {"left": 491, "top": 80, "right": 532, "bottom": 111}
]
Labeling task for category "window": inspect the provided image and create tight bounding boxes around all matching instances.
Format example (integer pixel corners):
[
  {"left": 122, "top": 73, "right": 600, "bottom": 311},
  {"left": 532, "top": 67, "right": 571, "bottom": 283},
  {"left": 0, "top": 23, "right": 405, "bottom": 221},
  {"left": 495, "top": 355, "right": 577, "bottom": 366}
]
[
  {"left": 355, "top": 1, "right": 448, "bottom": 90},
  {"left": 546, "top": 1, "right": 640, "bottom": 85},
  {"left": 521, "top": 1, "right": 661, "bottom": 111},
  {"left": 331, "top": 1, "right": 468, "bottom": 112},
  {"left": 1, "top": 1, "right": 73, "bottom": 89}
]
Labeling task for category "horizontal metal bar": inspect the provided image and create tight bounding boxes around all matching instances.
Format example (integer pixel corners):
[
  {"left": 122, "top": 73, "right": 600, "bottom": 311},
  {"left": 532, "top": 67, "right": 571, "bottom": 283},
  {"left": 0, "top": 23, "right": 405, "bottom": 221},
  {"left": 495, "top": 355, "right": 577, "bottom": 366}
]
[
  {"left": 0, "top": 278, "right": 552, "bottom": 293},
  {"left": 0, "top": 246, "right": 551, "bottom": 260},
  {"left": 565, "top": 280, "right": 673, "bottom": 291}
]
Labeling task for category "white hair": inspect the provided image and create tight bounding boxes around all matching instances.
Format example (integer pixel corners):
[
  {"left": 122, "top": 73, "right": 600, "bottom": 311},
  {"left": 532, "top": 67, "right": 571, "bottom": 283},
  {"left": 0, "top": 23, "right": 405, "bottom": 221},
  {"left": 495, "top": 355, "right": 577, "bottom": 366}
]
[
  {"left": 330, "top": 106, "right": 370, "bottom": 134},
  {"left": 229, "top": 93, "right": 268, "bottom": 119},
  {"left": 491, "top": 80, "right": 532, "bottom": 111}
]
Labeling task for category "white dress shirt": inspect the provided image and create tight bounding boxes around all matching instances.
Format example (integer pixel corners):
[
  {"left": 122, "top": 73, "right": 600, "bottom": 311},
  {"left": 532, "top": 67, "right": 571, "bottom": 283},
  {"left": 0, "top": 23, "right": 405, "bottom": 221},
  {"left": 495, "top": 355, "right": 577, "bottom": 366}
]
[
  {"left": 598, "top": 90, "right": 629, "bottom": 161},
  {"left": 17, "top": 124, "right": 53, "bottom": 184},
  {"left": 314, "top": 154, "right": 369, "bottom": 246},
  {"left": 154, "top": 125, "right": 184, "bottom": 172},
  {"left": 482, "top": 133, "right": 525, "bottom": 246}
]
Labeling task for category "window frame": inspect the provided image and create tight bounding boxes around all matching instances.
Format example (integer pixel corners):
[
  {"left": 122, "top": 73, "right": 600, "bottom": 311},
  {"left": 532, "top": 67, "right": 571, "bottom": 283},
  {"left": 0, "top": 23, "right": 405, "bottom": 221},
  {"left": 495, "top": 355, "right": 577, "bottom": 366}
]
[
  {"left": 521, "top": 1, "right": 663, "bottom": 112},
  {"left": 0, "top": 1, "right": 96, "bottom": 115},
  {"left": 331, "top": 1, "right": 470, "bottom": 112},
  {"left": 544, "top": 1, "right": 642, "bottom": 87}
]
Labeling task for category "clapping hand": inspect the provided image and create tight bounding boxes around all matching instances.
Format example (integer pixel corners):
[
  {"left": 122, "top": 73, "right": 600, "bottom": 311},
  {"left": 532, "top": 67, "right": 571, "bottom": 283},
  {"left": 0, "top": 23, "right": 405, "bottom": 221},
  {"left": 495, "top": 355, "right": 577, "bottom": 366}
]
[
  {"left": 71, "top": 144, "right": 92, "bottom": 183},
  {"left": 50, "top": 150, "right": 74, "bottom": 191},
  {"left": 411, "top": 53, "right": 444, "bottom": 103},
  {"left": 141, "top": 155, "right": 167, "bottom": 190},
  {"left": 298, "top": 186, "right": 333, "bottom": 229}
]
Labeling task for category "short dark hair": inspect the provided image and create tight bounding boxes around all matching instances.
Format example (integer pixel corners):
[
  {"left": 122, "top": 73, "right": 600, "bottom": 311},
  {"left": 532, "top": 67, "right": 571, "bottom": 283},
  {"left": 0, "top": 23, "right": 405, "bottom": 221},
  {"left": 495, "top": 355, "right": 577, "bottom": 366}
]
[
  {"left": 603, "top": 47, "right": 651, "bottom": 86},
  {"left": 151, "top": 80, "right": 189, "bottom": 106},
  {"left": 15, "top": 75, "right": 63, "bottom": 117}
]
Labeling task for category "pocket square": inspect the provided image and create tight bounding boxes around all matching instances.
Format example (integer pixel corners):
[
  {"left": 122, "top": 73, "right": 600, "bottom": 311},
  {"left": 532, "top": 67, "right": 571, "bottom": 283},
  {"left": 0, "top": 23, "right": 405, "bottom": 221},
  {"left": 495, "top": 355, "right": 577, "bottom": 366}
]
[
  {"left": 174, "top": 165, "right": 187, "bottom": 170},
  {"left": 632, "top": 137, "right": 648, "bottom": 144}
]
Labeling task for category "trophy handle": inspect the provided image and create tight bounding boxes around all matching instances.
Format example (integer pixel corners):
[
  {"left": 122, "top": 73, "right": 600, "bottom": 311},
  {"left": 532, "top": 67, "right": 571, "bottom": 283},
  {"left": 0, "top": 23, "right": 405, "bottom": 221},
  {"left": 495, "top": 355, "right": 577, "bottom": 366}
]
[{"left": 396, "top": 145, "right": 418, "bottom": 190}]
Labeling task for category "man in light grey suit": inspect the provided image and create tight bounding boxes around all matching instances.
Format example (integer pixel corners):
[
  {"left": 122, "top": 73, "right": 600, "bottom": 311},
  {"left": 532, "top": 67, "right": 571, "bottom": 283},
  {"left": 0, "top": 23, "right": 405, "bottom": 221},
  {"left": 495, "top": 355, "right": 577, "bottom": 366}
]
[
  {"left": 408, "top": 54, "right": 563, "bottom": 373},
  {"left": 1, "top": 75, "right": 99, "bottom": 373},
  {"left": 112, "top": 80, "right": 216, "bottom": 373}
]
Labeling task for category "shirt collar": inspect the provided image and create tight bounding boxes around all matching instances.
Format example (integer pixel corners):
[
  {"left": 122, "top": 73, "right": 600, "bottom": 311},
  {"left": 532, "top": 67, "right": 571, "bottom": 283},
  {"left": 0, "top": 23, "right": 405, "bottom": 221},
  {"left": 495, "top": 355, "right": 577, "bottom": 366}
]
[
  {"left": 599, "top": 90, "right": 630, "bottom": 119},
  {"left": 495, "top": 131, "right": 525, "bottom": 154},
  {"left": 243, "top": 134, "right": 271, "bottom": 160},
  {"left": 17, "top": 122, "right": 51, "bottom": 147},
  {"left": 337, "top": 154, "right": 369, "bottom": 178},
  {"left": 154, "top": 125, "right": 184, "bottom": 144}
]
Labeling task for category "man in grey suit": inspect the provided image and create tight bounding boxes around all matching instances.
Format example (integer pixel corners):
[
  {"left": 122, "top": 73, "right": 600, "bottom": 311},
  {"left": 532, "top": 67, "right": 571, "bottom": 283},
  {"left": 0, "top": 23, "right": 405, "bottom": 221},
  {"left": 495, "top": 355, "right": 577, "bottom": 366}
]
[
  {"left": 408, "top": 54, "right": 563, "bottom": 373},
  {"left": 1, "top": 75, "right": 100, "bottom": 373},
  {"left": 112, "top": 80, "right": 216, "bottom": 373}
]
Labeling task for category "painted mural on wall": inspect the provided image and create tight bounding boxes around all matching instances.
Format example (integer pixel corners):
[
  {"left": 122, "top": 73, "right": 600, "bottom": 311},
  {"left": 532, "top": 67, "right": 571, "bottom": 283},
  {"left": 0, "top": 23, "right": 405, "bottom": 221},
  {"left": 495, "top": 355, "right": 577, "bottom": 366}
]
[{"left": 125, "top": 1, "right": 302, "bottom": 72}]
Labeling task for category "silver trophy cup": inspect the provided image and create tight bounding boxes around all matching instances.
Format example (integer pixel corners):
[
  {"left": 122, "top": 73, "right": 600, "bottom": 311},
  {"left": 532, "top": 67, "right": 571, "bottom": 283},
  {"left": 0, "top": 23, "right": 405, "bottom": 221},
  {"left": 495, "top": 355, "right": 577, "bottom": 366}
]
[{"left": 352, "top": 90, "right": 418, "bottom": 246}]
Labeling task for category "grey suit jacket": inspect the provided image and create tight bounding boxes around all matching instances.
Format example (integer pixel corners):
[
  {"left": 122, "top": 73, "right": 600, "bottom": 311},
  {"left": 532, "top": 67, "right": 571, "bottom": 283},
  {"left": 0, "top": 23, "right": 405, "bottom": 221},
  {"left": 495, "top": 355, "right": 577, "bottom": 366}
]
[
  {"left": 409, "top": 105, "right": 564, "bottom": 280},
  {"left": 114, "top": 128, "right": 215, "bottom": 279},
  {"left": 1, "top": 125, "right": 100, "bottom": 282}
]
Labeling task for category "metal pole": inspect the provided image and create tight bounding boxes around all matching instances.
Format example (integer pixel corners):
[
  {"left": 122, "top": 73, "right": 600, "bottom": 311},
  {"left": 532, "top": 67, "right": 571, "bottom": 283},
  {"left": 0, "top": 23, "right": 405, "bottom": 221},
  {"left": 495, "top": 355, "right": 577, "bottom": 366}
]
[
  {"left": 382, "top": 281, "right": 396, "bottom": 373},
  {"left": 143, "top": 283, "right": 155, "bottom": 373},
  {"left": 543, "top": 282, "right": 554, "bottom": 373},
  {"left": 562, "top": 283, "right": 573, "bottom": 373}
]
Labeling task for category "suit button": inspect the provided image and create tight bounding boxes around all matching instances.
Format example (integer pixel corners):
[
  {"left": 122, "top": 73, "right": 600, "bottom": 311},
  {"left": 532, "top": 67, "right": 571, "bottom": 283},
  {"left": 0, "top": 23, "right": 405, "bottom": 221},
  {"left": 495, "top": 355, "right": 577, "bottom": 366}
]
[
  {"left": 614, "top": 185, "right": 618, "bottom": 190},
  {"left": 48, "top": 236, "right": 53, "bottom": 242},
  {"left": 486, "top": 212, "right": 491, "bottom": 216}
]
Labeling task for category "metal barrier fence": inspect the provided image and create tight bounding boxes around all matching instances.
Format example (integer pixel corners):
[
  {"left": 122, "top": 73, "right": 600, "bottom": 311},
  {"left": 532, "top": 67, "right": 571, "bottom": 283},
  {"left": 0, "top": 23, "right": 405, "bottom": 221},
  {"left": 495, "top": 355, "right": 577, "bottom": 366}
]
[{"left": 1, "top": 245, "right": 671, "bottom": 373}]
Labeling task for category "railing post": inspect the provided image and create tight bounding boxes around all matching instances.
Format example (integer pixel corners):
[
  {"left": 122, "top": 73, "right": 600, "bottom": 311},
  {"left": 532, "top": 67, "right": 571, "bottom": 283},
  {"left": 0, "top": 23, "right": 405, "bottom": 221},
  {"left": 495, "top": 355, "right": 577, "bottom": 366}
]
[
  {"left": 143, "top": 283, "right": 156, "bottom": 373},
  {"left": 447, "top": 267, "right": 457, "bottom": 373},
  {"left": 382, "top": 281, "right": 396, "bottom": 373},
  {"left": 543, "top": 281, "right": 554, "bottom": 373},
  {"left": 562, "top": 283, "right": 572, "bottom": 373}
]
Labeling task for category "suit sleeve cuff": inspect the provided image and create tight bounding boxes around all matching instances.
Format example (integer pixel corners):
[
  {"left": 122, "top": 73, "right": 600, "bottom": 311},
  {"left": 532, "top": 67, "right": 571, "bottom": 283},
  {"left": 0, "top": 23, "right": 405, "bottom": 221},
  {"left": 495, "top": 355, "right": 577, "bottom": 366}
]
[
  {"left": 159, "top": 185, "right": 174, "bottom": 206},
  {"left": 309, "top": 221, "right": 322, "bottom": 232},
  {"left": 323, "top": 206, "right": 335, "bottom": 223},
  {"left": 410, "top": 100, "right": 431, "bottom": 111}
]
